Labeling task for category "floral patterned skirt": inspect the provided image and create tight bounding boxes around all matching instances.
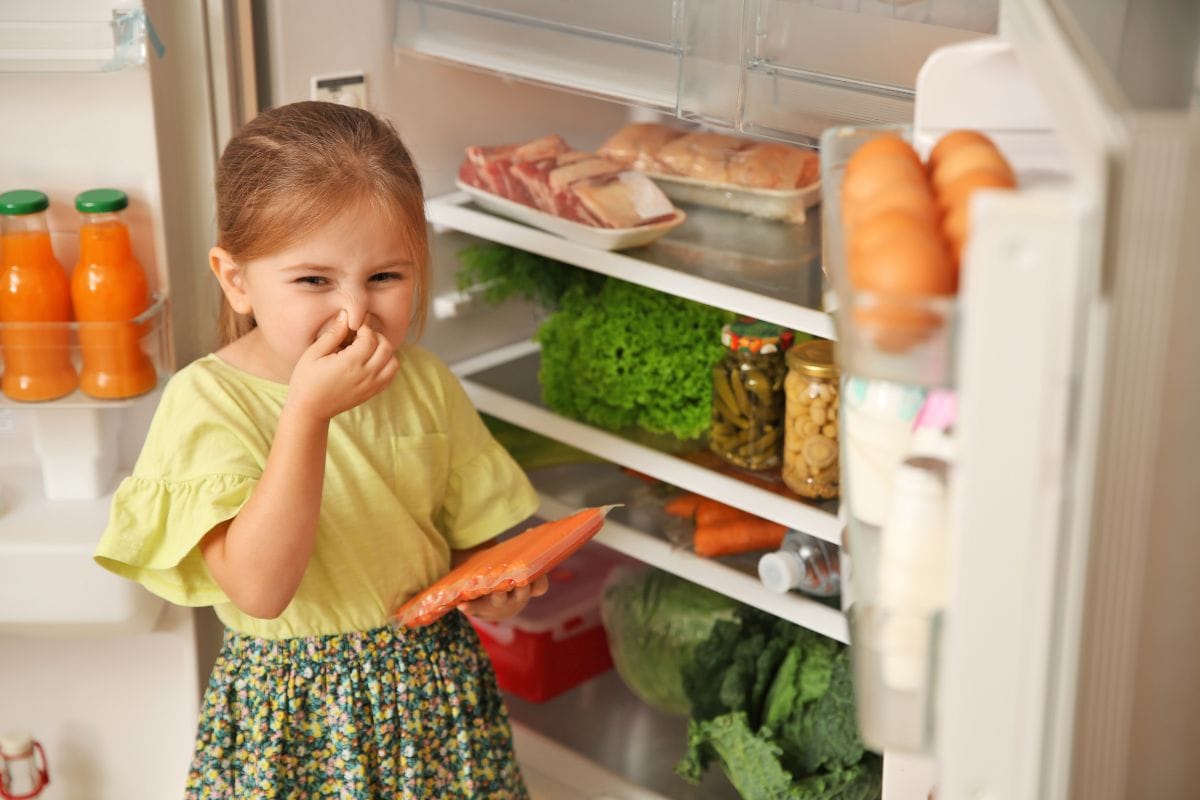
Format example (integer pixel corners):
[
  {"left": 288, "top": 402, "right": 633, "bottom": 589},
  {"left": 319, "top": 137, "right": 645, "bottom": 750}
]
[{"left": 185, "top": 614, "right": 529, "bottom": 799}]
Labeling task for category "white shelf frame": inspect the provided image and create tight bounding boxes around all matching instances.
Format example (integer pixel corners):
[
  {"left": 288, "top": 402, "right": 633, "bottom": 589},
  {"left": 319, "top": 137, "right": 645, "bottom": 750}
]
[
  {"left": 453, "top": 340, "right": 843, "bottom": 546},
  {"left": 535, "top": 491, "right": 848, "bottom": 643},
  {"left": 426, "top": 191, "right": 836, "bottom": 339},
  {"left": 0, "top": 8, "right": 162, "bottom": 73}
]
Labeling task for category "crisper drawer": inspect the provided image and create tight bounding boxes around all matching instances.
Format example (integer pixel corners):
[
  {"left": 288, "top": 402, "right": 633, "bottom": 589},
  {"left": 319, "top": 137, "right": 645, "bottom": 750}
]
[
  {"left": 742, "top": 0, "right": 999, "bottom": 140},
  {"left": 393, "top": 0, "right": 996, "bottom": 138}
]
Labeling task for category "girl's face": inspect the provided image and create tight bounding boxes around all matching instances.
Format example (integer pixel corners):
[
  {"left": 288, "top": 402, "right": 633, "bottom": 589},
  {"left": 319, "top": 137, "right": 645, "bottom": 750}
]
[{"left": 212, "top": 202, "right": 418, "bottom": 382}]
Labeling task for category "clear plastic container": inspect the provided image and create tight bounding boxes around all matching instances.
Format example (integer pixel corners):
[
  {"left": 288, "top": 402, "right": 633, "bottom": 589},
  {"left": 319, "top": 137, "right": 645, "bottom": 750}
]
[
  {"left": 782, "top": 339, "right": 840, "bottom": 499},
  {"left": 819, "top": 124, "right": 956, "bottom": 389},
  {"left": 0, "top": 294, "right": 169, "bottom": 409},
  {"left": 709, "top": 318, "right": 793, "bottom": 470}
]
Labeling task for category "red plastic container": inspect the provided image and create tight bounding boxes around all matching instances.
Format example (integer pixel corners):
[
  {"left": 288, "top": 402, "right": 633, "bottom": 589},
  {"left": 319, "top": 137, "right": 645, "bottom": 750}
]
[{"left": 470, "top": 542, "right": 627, "bottom": 703}]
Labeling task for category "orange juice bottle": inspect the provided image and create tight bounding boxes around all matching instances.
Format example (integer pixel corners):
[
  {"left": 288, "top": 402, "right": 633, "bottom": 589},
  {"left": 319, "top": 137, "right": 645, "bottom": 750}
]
[
  {"left": 72, "top": 189, "right": 156, "bottom": 399},
  {"left": 0, "top": 189, "right": 77, "bottom": 402}
]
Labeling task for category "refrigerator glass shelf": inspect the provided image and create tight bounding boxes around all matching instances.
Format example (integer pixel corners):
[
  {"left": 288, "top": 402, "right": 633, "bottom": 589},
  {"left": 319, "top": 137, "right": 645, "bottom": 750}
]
[
  {"left": 453, "top": 340, "right": 844, "bottom": 547},
  {"left": 0, "top": 9, "right": 164, "bottom": 73},
  {"left": 427, "top": 191, "right": 834, "bottom": 339},
  {"left": 527, "top": 462, "right": 848, "bottom": 643}
]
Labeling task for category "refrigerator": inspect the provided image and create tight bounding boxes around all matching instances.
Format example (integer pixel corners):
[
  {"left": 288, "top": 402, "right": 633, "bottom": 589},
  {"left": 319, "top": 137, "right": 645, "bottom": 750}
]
[{"left": 1, "top": 1, "right": 1197, "bottom": 798}]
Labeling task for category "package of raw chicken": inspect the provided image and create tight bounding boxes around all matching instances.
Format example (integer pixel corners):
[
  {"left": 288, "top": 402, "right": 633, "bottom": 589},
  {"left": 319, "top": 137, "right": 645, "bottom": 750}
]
[{"left": 393, "top": 505, "right": 617, "bottom": 628}]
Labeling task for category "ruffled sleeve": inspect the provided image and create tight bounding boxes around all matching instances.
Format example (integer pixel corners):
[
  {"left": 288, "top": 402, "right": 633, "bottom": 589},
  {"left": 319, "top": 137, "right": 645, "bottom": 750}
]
[
  {"left": 94, "top": 362, "right": 267, "bottom": 607},
  {"left": 95, "top": 473, "right": 255, "bottom": 606},
  {"left": 426, "top": 352, "right": 538, "bottom": 549}
]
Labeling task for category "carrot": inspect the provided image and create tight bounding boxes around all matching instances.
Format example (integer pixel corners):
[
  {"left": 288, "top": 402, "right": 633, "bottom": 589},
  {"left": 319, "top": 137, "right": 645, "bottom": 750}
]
[
  {"left": 694, "top": 497, "right": 750, "bottom": 527},
  {"left": 664, "top": 492, "right": 702, "bottom": 518},
  {"left": 693, "top": 518, "right": 787, "bottom": 558}
]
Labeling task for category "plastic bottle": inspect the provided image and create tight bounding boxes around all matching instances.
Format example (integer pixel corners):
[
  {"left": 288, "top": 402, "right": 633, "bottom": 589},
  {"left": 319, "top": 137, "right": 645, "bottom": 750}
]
[
  {"left": 0, "top": 190, "right": 77, "bottom": 402},
  {"left": 0, "top": 731, "right": 49, "bottom": 798},
  {"left": 876, "top": 456, "right": 950, "bottom": 691},
  {"left": 758, "top": 529, "right": 841, "bottom": 597},
  {"left": 71, "top": 188, "right": 156, "bottom": 399}
]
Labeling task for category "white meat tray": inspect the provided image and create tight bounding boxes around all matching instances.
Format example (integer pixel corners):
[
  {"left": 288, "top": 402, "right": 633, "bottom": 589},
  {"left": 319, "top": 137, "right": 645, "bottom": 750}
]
[
  {"left": 456, "top": 180, "right": 687, "bottom": 251},
  {"left": 644, "top": 172, "right": 822, "bottom": 224}
]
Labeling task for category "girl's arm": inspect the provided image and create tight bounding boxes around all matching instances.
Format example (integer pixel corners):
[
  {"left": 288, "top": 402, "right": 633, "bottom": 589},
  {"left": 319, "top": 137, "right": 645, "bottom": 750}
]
[
  {"left": 198, "top": 407, "right": 329, "bottom": 618},
  {"left": 200, "top": 315, "right": 399, "bottom": 619}
]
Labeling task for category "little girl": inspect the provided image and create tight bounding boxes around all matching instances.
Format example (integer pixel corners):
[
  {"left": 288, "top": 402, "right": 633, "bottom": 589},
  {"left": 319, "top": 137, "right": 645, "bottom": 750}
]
[{"left": 95, "top": 101, "right": 544, "bottom": 798}]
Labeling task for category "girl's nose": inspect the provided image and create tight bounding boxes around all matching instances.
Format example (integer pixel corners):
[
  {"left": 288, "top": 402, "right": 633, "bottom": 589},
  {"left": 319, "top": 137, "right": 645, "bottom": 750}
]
[{"left": 338, "top": 286, "right": 368, "bottom": 330}]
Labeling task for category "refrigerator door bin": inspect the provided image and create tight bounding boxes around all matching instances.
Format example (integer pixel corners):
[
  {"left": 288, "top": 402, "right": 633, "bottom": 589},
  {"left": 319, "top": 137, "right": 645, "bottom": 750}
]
[
  {"left": 1, "top": 294, "right": 169, "bottom": 499},
  {"left": 0, "top": 8, "right": 163, "bottom": 74},
  {"left": 820, "top": 124, "right": 956, "bottom": 388}
]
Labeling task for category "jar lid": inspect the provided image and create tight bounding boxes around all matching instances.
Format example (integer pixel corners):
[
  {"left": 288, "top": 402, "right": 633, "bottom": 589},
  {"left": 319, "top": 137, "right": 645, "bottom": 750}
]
[
  {"left": 721, "top": 318, "right": 794, "bottom": 354},
  {"left": 787, "top": 339, "right": 837, "bottom": 378},
  {"left": 0, "top": 189, "right": 49, "bottom": 216},
  {"left": 76, "top": 188, "right": 128, "bottom": 213}
]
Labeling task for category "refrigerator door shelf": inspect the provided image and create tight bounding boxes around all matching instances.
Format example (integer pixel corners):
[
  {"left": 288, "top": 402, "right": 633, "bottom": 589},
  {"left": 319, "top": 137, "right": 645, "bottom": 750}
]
[
  {"left": 0, "top": 461, "right": 165, "bottom": 635},
  {"left": 0, "top": 8, "right": 164, "bottom": 74}
]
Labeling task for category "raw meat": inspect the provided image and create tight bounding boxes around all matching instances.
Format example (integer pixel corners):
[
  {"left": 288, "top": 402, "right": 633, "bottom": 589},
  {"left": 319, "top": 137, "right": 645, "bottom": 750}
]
[
  {"left": 598, "top": 122, "right": 685, "bottom": 171},
  {"left": 573, "top": 172, "right": 678, "bottom": 229},
  {"left": 727, "top": 142, "right": 820, "bottom": 189},
  {"left": 656, "top": 132, "right": 753, "bottom": 183},
  {"left": 457, "top": 135, "right": 680, "bottom": 229}
]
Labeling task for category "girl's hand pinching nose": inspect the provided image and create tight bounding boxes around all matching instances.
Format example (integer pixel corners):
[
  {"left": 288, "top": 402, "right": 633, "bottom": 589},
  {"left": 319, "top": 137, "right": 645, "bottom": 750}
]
[{"left": 286, "top": 311, "right": 400, "bottom": 420}]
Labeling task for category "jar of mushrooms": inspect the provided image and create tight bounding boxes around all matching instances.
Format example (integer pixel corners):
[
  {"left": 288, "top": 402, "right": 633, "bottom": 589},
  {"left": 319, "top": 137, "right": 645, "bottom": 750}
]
[{"left": 783, "top": 339, "right": 839, "bottom": 499}]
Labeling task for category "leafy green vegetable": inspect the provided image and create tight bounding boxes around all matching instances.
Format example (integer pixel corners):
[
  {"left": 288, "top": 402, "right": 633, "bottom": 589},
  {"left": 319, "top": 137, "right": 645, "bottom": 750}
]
[
  {"left": 678, "top": 607, "right": 880, "bottom": 799},
  {"left": 601, "top": 568, "right": 739, "bottom": 715},
  {"left": 456, "top": 243, "right": 604, "bottom": 310},
  {"left": 536, "top": 279, "right": 733, "bottom": 441}
]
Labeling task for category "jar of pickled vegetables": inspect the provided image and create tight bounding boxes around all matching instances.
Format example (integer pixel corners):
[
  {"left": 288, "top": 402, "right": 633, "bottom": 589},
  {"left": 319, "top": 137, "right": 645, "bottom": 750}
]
[
  {"left": 710, "top": 319, "right": 794, "bottom": 470},
  {"left": 783, "top": 339, "right": 839, "bottom": 499}
]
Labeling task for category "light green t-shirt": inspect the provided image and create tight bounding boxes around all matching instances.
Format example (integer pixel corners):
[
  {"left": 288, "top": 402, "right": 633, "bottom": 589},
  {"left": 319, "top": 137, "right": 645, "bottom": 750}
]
[{"left": 94, "top": 345, "right": 539, "bottom": 639}]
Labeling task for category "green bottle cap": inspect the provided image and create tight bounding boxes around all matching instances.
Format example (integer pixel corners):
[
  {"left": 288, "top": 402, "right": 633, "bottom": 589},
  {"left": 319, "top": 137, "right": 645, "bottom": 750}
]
[
  {"left": 0, "top": 189, "right": 50, "bottom": 215},
  {"left": 76, "top": 188, "right": 128, "bottom": 213}
]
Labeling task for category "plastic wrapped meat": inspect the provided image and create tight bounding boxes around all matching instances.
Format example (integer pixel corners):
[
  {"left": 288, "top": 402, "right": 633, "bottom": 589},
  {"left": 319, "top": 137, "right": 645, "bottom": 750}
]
[
  {"left": 597, "top": 122, "right": 686, "bottom": 171},
  {"left": 656, "top": 132, "right": 753, "bottom": 183},
  {"left": 728, "top": 143, "right": 821, "bottom": 189},
  {"left": 572, "top": 172, "right": 677, "bottom": 229}
]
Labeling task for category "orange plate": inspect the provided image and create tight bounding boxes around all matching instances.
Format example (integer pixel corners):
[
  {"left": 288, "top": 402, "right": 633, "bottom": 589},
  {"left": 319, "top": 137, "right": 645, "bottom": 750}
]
[{"left": 393, "top": 506, "right": 616, "bottom": 628}]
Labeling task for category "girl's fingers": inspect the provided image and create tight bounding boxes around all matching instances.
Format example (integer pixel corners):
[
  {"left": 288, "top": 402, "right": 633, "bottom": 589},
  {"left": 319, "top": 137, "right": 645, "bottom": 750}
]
[
  {"left": 346, "top": 324, "right": 376, "bottom": 363},
  {"left": 364, "top": 333, "right": 396, "bottom": 373},
  {"left": 310, "top": 311, "right": 349, "bottom": 357},
  {"left": 529, "top": 575, "right": 550, "bottom": 597}
]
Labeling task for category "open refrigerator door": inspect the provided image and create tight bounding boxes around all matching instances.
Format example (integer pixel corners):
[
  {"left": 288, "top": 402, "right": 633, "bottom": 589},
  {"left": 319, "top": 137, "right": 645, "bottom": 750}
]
[
  {"left": 828, "top": 2, "right": 1200, "bottom": 800},
  {"left": 0, "top": 0, "right": 255, "bottom": 796}
]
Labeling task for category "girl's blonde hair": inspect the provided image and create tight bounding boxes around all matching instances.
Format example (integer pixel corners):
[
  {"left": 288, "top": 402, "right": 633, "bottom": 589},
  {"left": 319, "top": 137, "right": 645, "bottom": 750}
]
[{"left": 214, "top": 101, "right": 430, "bottom": 347}]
